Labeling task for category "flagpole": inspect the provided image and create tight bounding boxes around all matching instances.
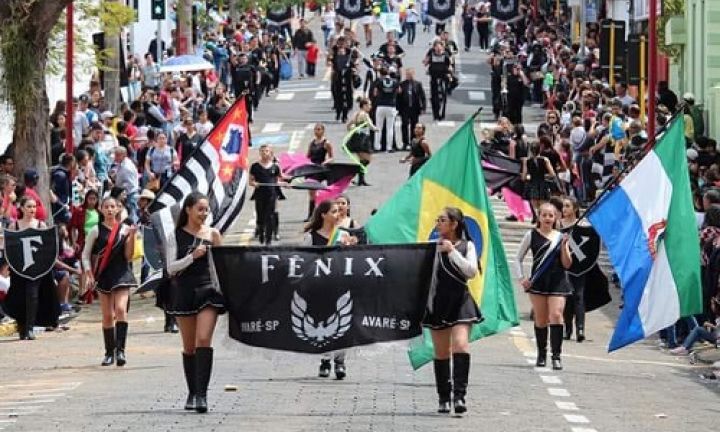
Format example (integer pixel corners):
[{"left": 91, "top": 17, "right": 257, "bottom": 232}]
[
  {"left": 470, "top": 106, "right": 484, "bottom": 121},
  {"left": 575, "top": 105, "right": 686, "bottom": 226},
  {"left": 147, "top": 96, "right": 247, "bottom": 211}
]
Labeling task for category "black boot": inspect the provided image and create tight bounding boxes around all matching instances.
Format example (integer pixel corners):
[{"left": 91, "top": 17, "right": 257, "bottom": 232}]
[
  {"left": 194, "top": 347, "right": 213, "bottom": 413},
  {"left": 115, "top": 321, "right": 128, "bottom": 367},
  {"left": 576, "top": 326, "right": 585, "bottom": 343},
  {"left": 182, "top": 353, "right": 196, "bottom": 410},
  {"left": 433, "top": 359, "right": 451, "bottom": 413},
  {"left": 563, "top": 297, "right": 574, "bottom": 340},
  {"left": 534, "top": 326, "right": 548, "bottom": 367},
  {"left": 452, "top": 353, "right": 470, "bottom": 414},
  {"left": 550, "top": 324, "right": 564, "bottom": 370},
  {"left": 101, "top": 327, "right": 115, "bottom": 366},
  {"left": 318, "top": 359, "right": 331, "bottom": 378},
  {"left": 17, "top": 324, "right": 27, "bottom": 340},
  {"left": 164, "top": 313, "right": 178, "bottom": 333},
  {"left": 358, "top": 160, "right": 371, "bottom": 186},
  {"left": 334, "top": 359, "right": 346, "bottom": 380}
]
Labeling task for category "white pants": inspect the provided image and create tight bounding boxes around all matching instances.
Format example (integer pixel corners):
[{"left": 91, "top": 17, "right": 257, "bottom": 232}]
[{"left": 374, "top": 106, "right": 397, "bottom": 151}]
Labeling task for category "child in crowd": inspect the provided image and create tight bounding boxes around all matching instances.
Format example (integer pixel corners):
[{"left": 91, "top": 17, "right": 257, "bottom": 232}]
[{"left": 306, "top": 42, "right": 319, "bottom": 77}]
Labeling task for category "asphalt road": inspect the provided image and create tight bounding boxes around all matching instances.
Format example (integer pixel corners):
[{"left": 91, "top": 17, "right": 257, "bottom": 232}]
[{"left": 0, "top": 14, "right": 718, "bottom": 432}]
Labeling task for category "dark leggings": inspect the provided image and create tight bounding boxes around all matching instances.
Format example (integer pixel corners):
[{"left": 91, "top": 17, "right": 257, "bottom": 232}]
[
  {"left": 477, "top": 24, "right": 489, "bottom": 49},
  {"left": 254, "top": 196, "right": 277, "bottom": 245},
  {"left": 564, "top": 274, "right": 586, "bottom": 331},
  {"left": 405, "top": 22, "right": 417, "bottom": 44},
  {"left": 24, "top": 280, "right": 40, "bottom": 330},
  {"left": 463, "top": 28, "right": 473, "bottom": 50}
]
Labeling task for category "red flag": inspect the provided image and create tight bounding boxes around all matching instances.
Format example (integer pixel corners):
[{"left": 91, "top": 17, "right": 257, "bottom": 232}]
[{"left": 206, "top": 97, "right": 250, "bottom": 183}]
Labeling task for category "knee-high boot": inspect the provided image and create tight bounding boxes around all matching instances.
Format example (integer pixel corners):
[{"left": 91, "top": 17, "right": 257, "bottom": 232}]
[
  {"left": 101, "top": 327, "right": 115, "bottom": 366},
  {"left": 563, "top": 299, "right": 574, "bottom": 340},
  {"left": 452, "top": 353, "right": 470, "bottom": 414},
  {"left": 182, "top": 353, "right": 196, "bottom": 410},
  {"left": 357, "top": 160, "right": 371, "bottom": 186},
  {"left": 24, "top": 284, "right": 39, "bottom": 340},
  {"left": 550, "top": 324, "right": 564, "bottom": 370},
  {"left": 115, "top": 321, "right": 128, "bottom": 367},
  {"left": 433, "top": 358, "right": 451, "bottom": 413},
  {"left": 534, "top": 326, "right": 548, "bottom": 367},
  {"left": 194, "top": 347, "right": 214, "bottom": 413},
  {"left": 272, "top": 211, "right": 280, "bottom": 241}
]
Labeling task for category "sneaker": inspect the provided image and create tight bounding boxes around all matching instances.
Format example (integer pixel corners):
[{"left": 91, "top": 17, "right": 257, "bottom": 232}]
[
  {"left": 60, "top": 303, "right": 73, "bottom": 313},
  {"left": 318, "top": 359, "right": 331, "bottom": 378},
  {"left": 669, "top": 346, "right": 689, "bottom": 356}
]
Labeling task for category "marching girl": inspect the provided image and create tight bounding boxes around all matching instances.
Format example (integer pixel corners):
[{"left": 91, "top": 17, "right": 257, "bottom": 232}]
[
  {"left": 335, "top": 195, "right": 356, "bottom": 229},
  {"left": 346, "top": 97, "right": 378, "bottom": 187},
  {"left": 82, "top": 197, "right": 137, "bottom": 366},
  {"left": 400, "top": 123, "right": 431, "bottom": 177},
  {"left": 165, "top": 192, "right": 224, "bottom": 414},
  {"left": 303, "top": 200, "right": 357, "bottom": 380},
  {"left": 559, "top": 197, "right": 586, "bottom": 342},
  {"left": 5, "top": 196, "right": 60, "bottom": 340},
  {"left": 423, "top": 207, "right": 482, "bottom": 415},
  {"left": 305, "top": 123, "right": 334, "bottom": 221},
  {"left": 515, "top": 203, "right": 573, "bottom": 370}
]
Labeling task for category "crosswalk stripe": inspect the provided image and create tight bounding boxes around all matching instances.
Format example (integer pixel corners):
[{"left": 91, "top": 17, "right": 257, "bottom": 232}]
[
  {"left": 460, "top": 73, "right": 478, "bottom": 81},
  {"left": 314, "top": 91, "right": 332, "bottom": 100},
  {"left": 275, "top": 92, "right": 295, "bottom": 101},
  {"left": 468, "top": 91, "right": 486, "bottom": 101},
  {"left": 437, "top": 121, "right": 456, "bottom": 127},
  {"left": 261, "top": 122, "right": 283, "bottom": 133}
]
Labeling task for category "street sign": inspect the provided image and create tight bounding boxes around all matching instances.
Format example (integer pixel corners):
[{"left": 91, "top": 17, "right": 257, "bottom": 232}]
[{"left": 599, "top": 19, "right": 626, "bottom": 79}]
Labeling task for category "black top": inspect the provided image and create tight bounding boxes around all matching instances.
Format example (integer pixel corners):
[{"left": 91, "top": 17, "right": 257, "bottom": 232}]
[
  {"left": 410, "top": 137, "right": 428, "bottom": 158},
  {"left": 250, "top": 161, "right": 281, "bottom": 200},
  {"left": 307, "top": 139, "right": 329, "bottom": 164},
  {"left": 374, "top": 76, "right": 400, "bottom": 107},
  {"left": 176, "top": 132, "right": 202, "bottom": 165},
  {"left": 526, "top": 156, "right": 549, "bottom": 182},
  {"left": 427, "top": 51, "right": 450, "bottom": 76},
  {"left": 174, "top": 228, "right": 214, "bottom": 289},
  {"left": 231, "top": 64, "right": 256, "bottom": 94},
  {"left": 309, "top": 231, "right": 329, "bottom": 246},
  {"left": 249, "top": 47, "right": 265, "bottom": 67}
]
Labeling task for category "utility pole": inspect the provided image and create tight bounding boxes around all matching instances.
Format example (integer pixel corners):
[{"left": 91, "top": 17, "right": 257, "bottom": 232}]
[
  {"left": 176, "top": 0, "right": 193, "bottom": 55},
  {"left": 65, "top": 0, "right": 74, "bottom": 154},
  {"left": 104, "top": 0, "right": 122, "bottom": 113},
  {"left": 647, "top": 0, "right": 657, "bottom": 138}
]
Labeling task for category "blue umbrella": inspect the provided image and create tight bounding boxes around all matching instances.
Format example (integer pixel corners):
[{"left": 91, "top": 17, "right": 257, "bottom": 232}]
[{"left": 159, "top": 55, "right": 214, "bottom": 73}]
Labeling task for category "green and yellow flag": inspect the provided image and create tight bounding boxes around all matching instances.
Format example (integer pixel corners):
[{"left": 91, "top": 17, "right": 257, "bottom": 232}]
[{"left": 364, "top": 118, "right": 519, "bottom": 369}]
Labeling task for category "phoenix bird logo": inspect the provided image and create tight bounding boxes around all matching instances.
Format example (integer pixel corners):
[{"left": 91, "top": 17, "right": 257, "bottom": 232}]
[
  {"left": 342, "top": 0, "right": 361, "bottom": 13},
  {"left": 291, "top": 291, "right": 353, "bottom": 347}
]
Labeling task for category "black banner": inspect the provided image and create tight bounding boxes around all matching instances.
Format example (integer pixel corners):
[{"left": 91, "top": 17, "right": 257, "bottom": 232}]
[
  {"left": 599, "top": 19, "right": 626, "bottom": 78},
  {"left": 567, "top": 225, "right": 600, "bottom": 277},
  {"left": 490, "top": 0, "right": 520, "bottom": 22},
  {"left": 3, "top": 227, "right": 58, "bottom": 281},
  {"left": 427, "top": 0, "right": 456, "bottom": 21},
  {"left": 266, "top": 5, "right": 292, "bottom": 23},
  {"left": 211, "top": 244, "right": 435, "bottom": 353},
  {"left": 626, "top": 33, "right": 647, "bottom": 87},
  {"left": 336, "top": 0, "right": 365, "bottom": 20}
]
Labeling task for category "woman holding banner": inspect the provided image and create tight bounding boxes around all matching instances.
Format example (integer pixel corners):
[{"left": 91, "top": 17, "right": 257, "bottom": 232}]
[
  {"left": 515, "top": 203, "right": 572, "bottom": 371},
  {"left": 165, "top": 192, "right": 225, "bottom": 414},
  {"left": 303, "top": 200, "right": 357, "bottom": 380},
  {"left": 423, "top": 207, "right": 482, "bottom": 415},
  {"left": 82, "top": 197, "right": 137, "bottom": 367}
]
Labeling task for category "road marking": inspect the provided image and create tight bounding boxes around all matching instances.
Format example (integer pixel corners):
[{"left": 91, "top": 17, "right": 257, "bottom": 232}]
[
  {"left": 436, "top": 121, "right": 456, "bottom": 127},
  {"left": 564, "top": 414, "right": 590, "bottom": 424},
  {"left": 460, "top": 73, "right": 477, "bottom": 81},
  {"left": 0, "top": 382, "right": 81, "bottom": 389},
  {"left": 468, "top": 91, "right": 486, "bottom": 101},
  {"left": 571, "top": 428, "right": 598, "bottom": 432},
  {"left": 547, "top": 388, "right": 570, "bottom": 397},
  {"left": 261, "top": 122, "right": 283, "bottom": 133},
  {"left": 0, "top": 400, "right": 56, "bottom": 406},
  {"left": 539, "top": 375, "right": 563, "bottom": 385},
  {"left": 525, "top": 359, "right": 536, "bottom": 365},
  {"left": 555, "top": 401, "right": 579, "bottom": 411},
  {"left": 276, "top": 92, "right": 295, "bottom": 101},
  {"left": 314, "top": 91, "right": 332, "bottom": 100}
]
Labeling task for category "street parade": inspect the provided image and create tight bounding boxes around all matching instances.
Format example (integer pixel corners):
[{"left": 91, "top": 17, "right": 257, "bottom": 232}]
[{"left": 0, "top": 0, "right": 718, "bottom": 431}]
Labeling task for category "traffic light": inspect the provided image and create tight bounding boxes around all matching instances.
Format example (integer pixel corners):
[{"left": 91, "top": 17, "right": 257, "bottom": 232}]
[{"left": 151, "top": 0, "right": 166, "bottom": 20}]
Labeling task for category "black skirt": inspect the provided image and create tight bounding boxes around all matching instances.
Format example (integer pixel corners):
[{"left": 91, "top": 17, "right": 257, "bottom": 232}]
[
  {"left": 422, "top": 245, "right": 483, "bottom": 330},
  {"left": 166, "top": 276, "right": 226, "bottom": 316},
  {"left": 346, "top": 130, "right": 372, "bottom": 154}
]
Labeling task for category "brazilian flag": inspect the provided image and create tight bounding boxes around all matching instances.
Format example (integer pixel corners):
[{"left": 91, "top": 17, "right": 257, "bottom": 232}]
[{"left": 364, "top": 118, "right": 519, "bottom": 369}]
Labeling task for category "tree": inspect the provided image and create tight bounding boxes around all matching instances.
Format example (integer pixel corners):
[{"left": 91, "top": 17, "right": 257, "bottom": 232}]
[
  {"left": 176, "top": 0, "right": 193, "bottom": 55},
  {"left": 0, "top": 0, "right": 69, "bottom": 206}
]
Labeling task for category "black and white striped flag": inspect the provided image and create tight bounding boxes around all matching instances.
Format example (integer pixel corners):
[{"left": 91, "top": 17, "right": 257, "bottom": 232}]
[{"left": 149, "top": 97, "right": 250, "bottom": 234}]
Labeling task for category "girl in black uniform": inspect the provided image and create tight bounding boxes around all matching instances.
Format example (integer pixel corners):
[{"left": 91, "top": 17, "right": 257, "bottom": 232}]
[
  {"left": 515, "top": 203, "right": 572, "bottom": 370},
  {"left": 346, "top": 97, "right": 378, "bottom": 186},
  {"left": 82, "top": 197, "right": 137, "bottom": 367},
  {"left": 559, "top": 197, "right": 586, "bottom": 342},
  {"left": 327, "top": 36, "right": 359, "bottom": 122},
  {"left": 250, "top": 144, "right": 283, "bottom": 245},
  {"left": 305, "top": 123, "right": 334, "bottom": 220},
  {"left": 165, "top": 192, "right": 224, "bottom": 413},
  {"left": 400, "top": 123, "right": 431, "bottom": 177},
  {"left": 423, "top": 207, "right": 482, "bottom": 415},
  {"left": 303, "top": 200, "right": 357, "bottom": 379}
]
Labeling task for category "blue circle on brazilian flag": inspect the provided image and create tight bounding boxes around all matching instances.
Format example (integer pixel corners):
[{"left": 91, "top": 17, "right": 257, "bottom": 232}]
[{"left": 429, "top": 216, "right": 483, "bottom": 257}]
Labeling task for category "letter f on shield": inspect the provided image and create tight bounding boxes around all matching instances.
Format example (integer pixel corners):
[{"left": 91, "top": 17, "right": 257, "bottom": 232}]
[{"left": 20, "top": 236, "right": 43, "bottom": 271}]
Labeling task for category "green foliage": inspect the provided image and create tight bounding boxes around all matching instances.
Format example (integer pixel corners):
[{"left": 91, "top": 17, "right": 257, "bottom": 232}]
[
  {"left": 0, "top": 0, "right": 43, "bottom": 114},
  {"left": 658, "top": 0, "right": 684, "bottom": 62}
]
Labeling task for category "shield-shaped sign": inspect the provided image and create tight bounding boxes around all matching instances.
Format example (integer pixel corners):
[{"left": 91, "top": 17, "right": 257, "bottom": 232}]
[
  {"left": 566, "top": 225, "right": 601, "bottom": 276},
  {"left": 4, "top": 226, "right": 59, "bottom": 281},
  {"left": 427, "top": 0, "right": 456, "bottom": 21}
]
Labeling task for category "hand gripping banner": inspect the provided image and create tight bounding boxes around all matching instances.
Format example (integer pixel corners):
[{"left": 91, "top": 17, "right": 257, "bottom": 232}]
[{"left": 210, "top": 244, "right": 435, "bottom": 353}]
